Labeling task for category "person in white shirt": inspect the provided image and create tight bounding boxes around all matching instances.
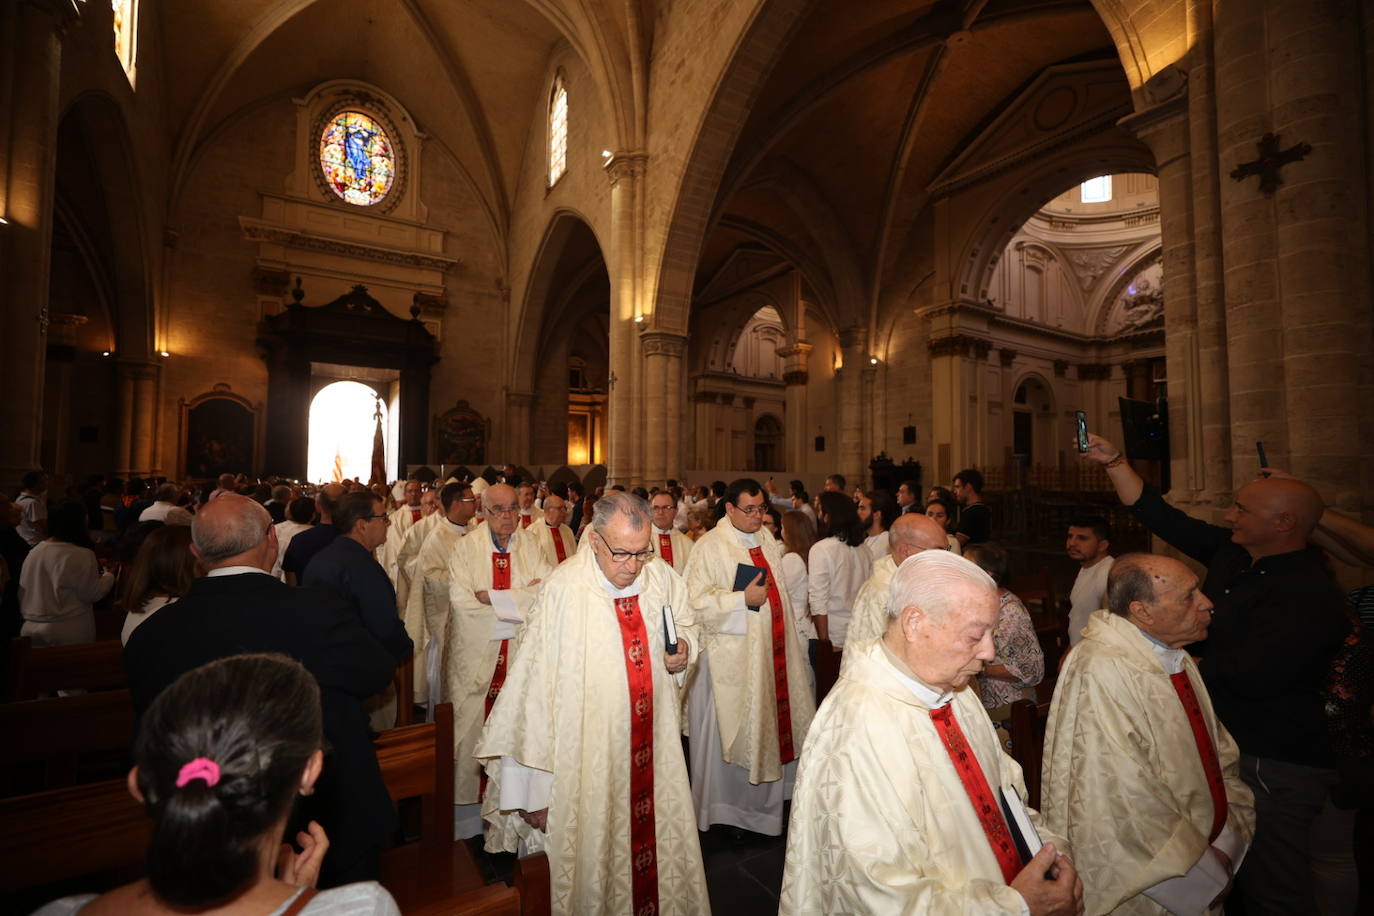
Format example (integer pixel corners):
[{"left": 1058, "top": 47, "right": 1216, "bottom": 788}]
[
  {"left": 1065, "top": 514, "right": 1114, "bottom": 645},
  {"left": 648, "top": 491, "right": 693, "bottom": 574},
  {"left": 19, "top": 500, "right": 114, "bottom": 645},
  {"left": 856, "top": 489, "right": 897, "bottom": 563},
  {"left": 270, "top": 497, "right": 316, "bottom": 581},
  {"left": 139, "top": 483, "right": 194, "bottom": 526},
  {"left": 15, "top": 469, "right": 49, "bottom": 547},
  {"left": 779, "top": 509, "right": 818, "bottom": 689},
  {"left": 808, "top": 492, "right": 874, "bottom": 652}
]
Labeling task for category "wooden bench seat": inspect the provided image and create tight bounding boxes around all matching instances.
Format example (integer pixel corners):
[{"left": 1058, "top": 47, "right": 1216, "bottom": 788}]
[
  {"left": 0, "top": 688, "right": 135, "bottom": 794},
  {"left": 4, "top": 637, "right": 127, "bottom": 702}
]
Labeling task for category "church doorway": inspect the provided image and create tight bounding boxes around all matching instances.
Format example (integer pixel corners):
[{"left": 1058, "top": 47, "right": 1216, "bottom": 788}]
[
  {"left": 753, "top": 413, "right": 783, "bottom": 471},
  {"left": 1011, "top": 376, "right": 1054, "bottom": 467},
  {"left": 307, "top": 380, "right": 397, "bottom": 484}
]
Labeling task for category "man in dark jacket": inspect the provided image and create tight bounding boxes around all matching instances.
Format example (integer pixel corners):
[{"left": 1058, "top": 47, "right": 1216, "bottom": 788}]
[{"left": 124, "top": 494, "right": 398, "bottom": 887}]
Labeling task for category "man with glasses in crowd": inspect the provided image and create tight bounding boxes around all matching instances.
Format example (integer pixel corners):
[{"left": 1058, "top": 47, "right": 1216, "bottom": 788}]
[
  {"left": 439, "top": 482, "right": 551, "bottom": 838},
  {"left": 682, "top": 478, "right": 816, "bottom": 836},
  {"left": 475, "top": 492, "right": 709, "bottom": 914},
  {"left": 649, "top": 490, "right": 693, "bottom": 574},
  {"left": 404, "top": 481, "right": 479, "bottom": 712},
  {"left": 528, "top": 491, "right": 576, "bottom": 567}
]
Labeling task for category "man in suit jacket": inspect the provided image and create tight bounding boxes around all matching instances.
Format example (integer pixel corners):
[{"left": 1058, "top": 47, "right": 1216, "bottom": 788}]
[{"left": 124, "top": 494, "right": 399, "bottom": 887}]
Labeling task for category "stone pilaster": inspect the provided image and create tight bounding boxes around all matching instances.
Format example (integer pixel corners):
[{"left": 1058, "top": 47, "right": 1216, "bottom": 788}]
[
  {"left": 836, "top": 327, "right": 868, "bottom": 488},
  {"left": 0, "top": 0, "right": 79, "bottom": 487},
  {"left": 778, "top": 341, "right": 812, "bottom": 473},
  {"left": 604, "top": 151, "right": 649, "bottom": 487},
  {"left": 640, "top": 331, "right": 686, "bottom": 486}
]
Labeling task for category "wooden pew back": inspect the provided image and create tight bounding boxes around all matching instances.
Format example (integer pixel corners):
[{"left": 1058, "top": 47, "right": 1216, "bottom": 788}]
[
  {"left": 5, "top": 638, "right": 127, "bottom": 701},
  {"left": 0, "top": 689, "right": 135, "bottom": 793}
]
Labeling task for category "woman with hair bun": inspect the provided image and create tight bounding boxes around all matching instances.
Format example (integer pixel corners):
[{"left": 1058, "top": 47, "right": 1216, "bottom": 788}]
[{"left": 34, "top": 653, "right": 399, "bottom": 915}]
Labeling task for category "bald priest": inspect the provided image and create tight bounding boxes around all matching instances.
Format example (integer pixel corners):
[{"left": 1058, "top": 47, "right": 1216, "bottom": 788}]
[
  {"left": 1040, "top": 554, "right": 1254, "bottom": 915},
  {"left": 781, "top": 550, "right": 1083, "bottom": 915},
  {"left": 476, "top": 493, "right": 709, "bottom": 915}
]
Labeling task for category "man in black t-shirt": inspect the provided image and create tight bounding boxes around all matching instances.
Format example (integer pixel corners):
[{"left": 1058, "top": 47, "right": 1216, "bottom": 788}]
[
  {"left": 951, "top": 468, "right": 991, "bottom": 547},
  {"left": 282, "top": 482, "right": 345, "bottom": 585}
]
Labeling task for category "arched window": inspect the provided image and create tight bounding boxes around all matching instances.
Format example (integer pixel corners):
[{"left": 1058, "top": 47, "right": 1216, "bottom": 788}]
[
  {"left": 548, "top": 74, "right": 569, "bottom": 186},
  {"left": 318, "top": 111, "right": 398, "bottom": 207},
  {"left": 112, "top": 0, "right": 137, "bottom": 83}
]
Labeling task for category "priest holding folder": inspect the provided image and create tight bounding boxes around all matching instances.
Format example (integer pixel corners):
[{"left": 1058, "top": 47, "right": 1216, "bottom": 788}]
[
  {"left": 682, "top": 478, "right": 817, "bottom": 836},
  {"left": 475, "top": 492, "right": 708, "bottom": 915},
  {"left": 781, "top": 550, "right": 1083, "bottom": 915}
]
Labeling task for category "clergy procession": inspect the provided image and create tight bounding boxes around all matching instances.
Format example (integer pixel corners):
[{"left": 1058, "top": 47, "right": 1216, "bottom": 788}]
[{"left": 13, "top": 439, "right": 1371, "bottom": 916}]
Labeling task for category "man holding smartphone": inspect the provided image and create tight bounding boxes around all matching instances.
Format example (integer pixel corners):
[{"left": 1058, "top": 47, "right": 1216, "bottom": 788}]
[{"left": 1079, "top": 432, "right": 1350, "bottom": 915}]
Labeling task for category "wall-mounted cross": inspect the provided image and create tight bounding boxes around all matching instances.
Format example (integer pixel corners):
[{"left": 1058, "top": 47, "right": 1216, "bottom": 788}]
[{"left": 1230, "top": 132, "right": 1312, "bottom": 197}]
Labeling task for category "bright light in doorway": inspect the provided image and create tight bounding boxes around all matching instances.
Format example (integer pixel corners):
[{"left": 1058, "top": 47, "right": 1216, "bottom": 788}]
[{"left": 308, "top": 380, "right": 393, "bottom": 484}]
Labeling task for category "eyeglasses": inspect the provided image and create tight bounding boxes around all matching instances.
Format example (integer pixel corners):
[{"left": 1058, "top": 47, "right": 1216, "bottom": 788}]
[
  {"left": 596, "top": 533, "right": 654, "bottom": 564},
  {"left": 730, "top": 504, "right": 768, "bottom": 517},
  {"left": 367, "top": 514, "right": 390, "bottom": 522},
  {"left": 487, "top": 505, "right": 519, "bottom": 516},
  {"left": 456, "top": 497, "right": 477, "bottom": 503}
]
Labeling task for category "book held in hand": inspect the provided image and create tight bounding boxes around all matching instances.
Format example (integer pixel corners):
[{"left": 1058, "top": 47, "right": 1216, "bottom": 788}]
[
  {"left": 663, "top": 606, "right": 679, "bottom": 654},
  {"left": 733, "top": 563, "right": 767, "bottom": 611}
]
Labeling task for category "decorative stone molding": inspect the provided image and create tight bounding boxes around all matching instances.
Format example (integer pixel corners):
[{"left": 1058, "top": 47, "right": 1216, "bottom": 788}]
[
  {"left": 928, "top": 334, "right": 992, "bottom": 359},
  {"left": 692, "top": 391, "right": 718, "bottom": 404},
  {"left": 252, "top": 268, "right": 292, "bottom": 297},
  {"left": 240, "top": 217, "right": 459, "bottom": 272},
  {"left": 1064, "top": 245, "right": 1130, "bottom": 292},
  {"left": 743, "top": 396, "right": 756, "bottom": 409},
  {"left": 1053, "top": 360, "right": 1069, "bottom": 377},
  {"left": 641, "top": 332, "right": 687, "bottom": 358},
  {"left": 782, "top": 369, "right": 809, "bottom": 386},
  {"left": 998, "top": 348, "right": 1017, "bottom": 367},
  {"left": 719, "top": 393, "right": 736, "bottom": 406},
  {"left": 605, "top": 151, "right": 649, "bottom": 187},
  {"left": 506, "top": 390, "right": 536, "bottom": 408}
]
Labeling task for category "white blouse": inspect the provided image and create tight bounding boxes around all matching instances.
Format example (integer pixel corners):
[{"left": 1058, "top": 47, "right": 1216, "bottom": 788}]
[
  {"left": 781, "top": 551, "right": 814, "bottom": 642},
  {"left": 18, "top": 540, "right": 114, "bottom": 643},
  {"left": 806, "top": 536, "right": 873, "bottom": 648}
]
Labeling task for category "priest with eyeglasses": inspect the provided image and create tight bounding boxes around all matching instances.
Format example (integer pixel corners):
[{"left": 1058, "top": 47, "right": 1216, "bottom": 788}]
[
  {"left": 681, "top": 477, "right": 816, "bottom": 836},
  {"left": 439, "top": 482, "right": 551, "bottom": 838},
  {"left": 476, "top": 491, "right": 708, "bottom": 915}
]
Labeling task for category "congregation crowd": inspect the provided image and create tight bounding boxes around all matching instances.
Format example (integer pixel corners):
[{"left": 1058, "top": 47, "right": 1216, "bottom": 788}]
[{"left": 3, "top": 435, "right": 1371, "bottom": 916}]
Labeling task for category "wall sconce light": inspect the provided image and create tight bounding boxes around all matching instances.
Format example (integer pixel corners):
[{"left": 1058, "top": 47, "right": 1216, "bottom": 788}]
[
  {"left": 101, "top": 350, "right": 112, "bottom": 357},
  {"left": 0, "top": 217, "right": 9, "bottom": 226},
  {"left": 601, "top": 150, "right": 613, "bottom": 160},
  {"left": 633, "top": 315, "right": 644, "bottom": 323},
  {"left": 159, "top": 350, "right": 170, "bottom": 357},
  {"left": 869, "top": 356, "right": 878, "bottom": 365}
]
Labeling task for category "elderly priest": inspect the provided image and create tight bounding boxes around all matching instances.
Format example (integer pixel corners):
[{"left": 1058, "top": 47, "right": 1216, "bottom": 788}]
[
  {"left": 781, "top": 550, "right": 1083, "bottom": 915},
  {"left": 476, "top": 492, "right": 709, "bottom": 915},
  {"left": 1041, "top": 553, "right": 1254, "bottom": 915}
]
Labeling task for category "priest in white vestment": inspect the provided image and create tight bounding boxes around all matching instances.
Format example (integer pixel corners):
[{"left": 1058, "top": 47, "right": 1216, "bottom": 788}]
[
  {"left": 517, "top": 483, "right": 543, "bottom": 531},
  {"left": 527, "top": 492, "right": 577, "bottom": 567},
  {"left": 843, "top": 512, "right": 952, "bottom": 659},
  {"left": 382, "top": 479, "right": 428, "bottom": 574},
  {"left": 649, "top": 491, "right": 693, "bottom": 574},
  {"left": 782, "top": 550, "right": 1084, "bottom": 915},
  {"left": 476, "top": 492, "right": 710, "bottom": 916},
  {"left": 439, "top": 483, "right": 551, "bottom": 837},
  {"left": 403, "top": 482, "right": 477, "bottom": 708},
  {"left": 394, "top": 493, "right": 444, "bottom": 611},
  {"left": 1041, "top": 553, "right": 1254, "bottom": 915},
  {"left": 681, "top": 478, "right": 816, "bottom": 835}
]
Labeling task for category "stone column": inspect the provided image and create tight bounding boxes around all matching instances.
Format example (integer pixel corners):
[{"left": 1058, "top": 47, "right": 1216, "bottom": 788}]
[
  {"left": 640, "top": 331, "right": 686, "bottom": 486},
  {"left": 779, "top": 342, "right": 812, "bottom": 473},
  {"left": 861, "top": 362, "right": 877, "bottom": 488},
  {"left": 1265, "top": 0, "right": 1372, "bottom": 504},
  {"left": 504, "top": 391, "right": 535, "bottom": 465},
  {"left": 114, "top": 359, "right": 159, "bottom": 477},
  {"left": 836, "top": 327, "right": 868, "bottom": 488},
  {"left": 604, "top": 152, "right": 649, "bottom": 487},
  {"left": 0, "top": 0, "right": 78, "bottom": 488}
]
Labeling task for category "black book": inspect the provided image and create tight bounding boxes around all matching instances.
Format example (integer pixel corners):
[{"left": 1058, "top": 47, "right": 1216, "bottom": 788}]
[{"left": 734, "top": 563, "right": 767, "bottom": 611}]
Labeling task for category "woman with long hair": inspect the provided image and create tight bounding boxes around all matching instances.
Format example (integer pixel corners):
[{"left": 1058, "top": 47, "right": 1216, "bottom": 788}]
[
  {"left": 18, "top": 500, "right": 115, "bottom": 646},
  {"left": 34, "top": 653, "right": 399, "bottom": 915},
  {"left": 807, "top": 491, "right": 873, "bottom": 652},
  {"left": 780, "top": 509, "right": 819, "bottom": 685},
  {"left": 962, "top": 542, "right": 1044, "bottom": 725},
  {"left": 120, "top": 525, "right": 199, "bottom": 645},
  {"left": 923, "top": 496, "right": 963, "bottom": 555}
]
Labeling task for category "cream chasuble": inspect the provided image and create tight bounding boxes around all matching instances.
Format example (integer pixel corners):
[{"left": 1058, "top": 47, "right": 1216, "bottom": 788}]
[
  {"left": 529, "top": 520, "right": 577, "bottom": 568},
  {"left": 475, "top": 547, "right": 708, "bottom": 916},
  {"left": 441, "top": 525, "right": 551, "bottom": 805},
  {"left": 841, "top": 554, "right": 898, "bottom": 665},
  {"left": 1041, "top": 611, "right": 1254, "bottom": 915},
  {"left": 382, "top": 502, "right": 425, "bottom": 581},
  {"left": 394, "top": 510, "right": 443, "bottom": 615},
  {"left": 650, "top": 525, "right": 694, "bottom": 575},
  {"left": 781, "top": 640, "right": 1062, "bottom": 914},
  {"left": 402, "top": 518, "right": 466, "bottom": 707},
  {"left": 681, "top": 515, "right": 816, "bottom": 785}
]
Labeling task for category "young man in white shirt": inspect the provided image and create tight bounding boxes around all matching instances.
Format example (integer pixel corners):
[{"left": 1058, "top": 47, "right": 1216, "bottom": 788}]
[
  {"left": 1066, "top": 514, "right": 1114, "bottom": 644},
  {"left": 15, "top": 470, "right": 49, "bottom": 547}
]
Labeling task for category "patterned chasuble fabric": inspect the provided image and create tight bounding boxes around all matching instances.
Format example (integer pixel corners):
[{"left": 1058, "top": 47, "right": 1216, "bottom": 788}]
[
  {"left": 1170, "top": 671, "right": 1228, "bottom": 842},
  {"left": 928, "top": 705, "right": 1022, "bottom": 883},
  {"left": 747, "top": 546, "right": 795, "bottom": 765},
  {"left": 658, "top": 533, "right": 674, "bottom": 567},
  {"left": 614, "top": 597, "right": 660, "bottom": 916}
]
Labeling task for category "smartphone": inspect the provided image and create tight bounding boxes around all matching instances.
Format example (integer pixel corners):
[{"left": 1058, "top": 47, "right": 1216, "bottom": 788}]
[
  {"left": 1256, "top": 441, "right": 1269, "bottom": 473},
  {"left": 1074, "top": 411, "right": 1089, "bottom": 453}
]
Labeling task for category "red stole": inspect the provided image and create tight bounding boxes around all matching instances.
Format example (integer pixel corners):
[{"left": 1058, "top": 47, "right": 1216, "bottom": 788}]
[
  {"left": 1170, "top": 671, "right": 1228, "bottom": 842},
  {"left": 747, "top": 546, "right": 795, "bottom": 766},
  {"left": 480, "top": 551, "right": 514, "bottom": 801},
  {"left": 657, "top": 532, "right": 674, "bottom": 567},
  {"left": 613, "top": 596, "right": 659, "bottom": 916},
  {"left": 410, "top": 507, "right": 422, "bottom": 523},
  {"left": 929, "top": 705, "right": 1022, "bottom": 884},
  {"left": 520, "top": 513, "right": 533, "bottom": 529},
  {"left": 548, "top": 526, "right": 568, "bottom": 563}
]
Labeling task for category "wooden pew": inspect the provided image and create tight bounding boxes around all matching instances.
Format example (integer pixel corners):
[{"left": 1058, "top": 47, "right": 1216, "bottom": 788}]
[
  {"left": 0, "top": 689, "right": 135, "bottom": 793},
  {"left": 1008, "top": 694, "right": 1053, "bottom": 809},
  {"left": 4, "top": 638, "right": 126, "bottom": 701}
]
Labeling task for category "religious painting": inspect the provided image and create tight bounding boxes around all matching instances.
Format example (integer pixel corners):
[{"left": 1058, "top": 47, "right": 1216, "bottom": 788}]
[
  {"left": 319, "top": 111, "right": 396, "bottom": 206},
  {"left": 436, "top": 401, "right": 487, "bottom": 466},
  {"left": 186, "top": 397, "right": 255, "bottom": 478}
]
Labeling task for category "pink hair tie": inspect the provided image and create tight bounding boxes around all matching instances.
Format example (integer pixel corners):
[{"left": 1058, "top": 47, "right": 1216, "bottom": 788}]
[{"left": 175, "top": 757, "right": 221, "bottom": 788}]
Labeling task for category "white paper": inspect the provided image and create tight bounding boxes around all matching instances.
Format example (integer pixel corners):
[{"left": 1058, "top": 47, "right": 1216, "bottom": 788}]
[{"left": 1001, "top": 787, "right": 1043, "bottom": 856}]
